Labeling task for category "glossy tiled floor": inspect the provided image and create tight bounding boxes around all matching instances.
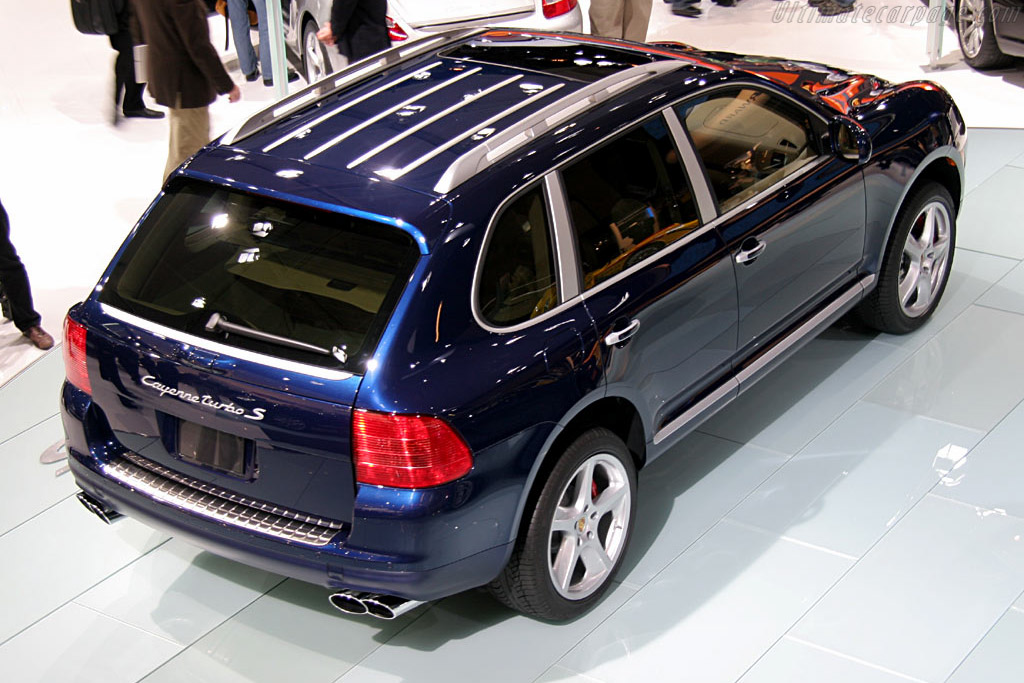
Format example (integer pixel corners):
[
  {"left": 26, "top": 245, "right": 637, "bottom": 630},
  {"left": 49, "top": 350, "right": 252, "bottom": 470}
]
[{"left": 3, "top": 2, "right": 1024, "bottom": 682}]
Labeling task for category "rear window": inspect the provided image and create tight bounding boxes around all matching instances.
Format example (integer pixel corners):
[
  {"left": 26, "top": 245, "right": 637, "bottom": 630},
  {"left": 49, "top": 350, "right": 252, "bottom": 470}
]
[{"left": 98, "top": 181, "right": 419, "bottom": 372}]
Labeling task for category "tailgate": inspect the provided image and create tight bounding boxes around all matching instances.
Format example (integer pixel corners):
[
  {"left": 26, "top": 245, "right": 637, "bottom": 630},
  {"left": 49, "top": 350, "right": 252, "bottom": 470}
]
[{"left": 391, "top": 0, "right": 535, "bottom": 28}]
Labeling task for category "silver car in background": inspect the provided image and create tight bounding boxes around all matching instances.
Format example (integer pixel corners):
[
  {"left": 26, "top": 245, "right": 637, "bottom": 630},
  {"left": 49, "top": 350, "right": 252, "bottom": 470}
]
[{"left": 281, "top": 0, "right": 584, "bottom": 82}]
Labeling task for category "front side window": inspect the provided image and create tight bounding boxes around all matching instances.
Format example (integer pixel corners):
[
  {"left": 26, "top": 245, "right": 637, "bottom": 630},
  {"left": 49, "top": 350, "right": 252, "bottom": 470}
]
[
  {"left": 562, "top": 116, "right": 700, "bottom": 290},
  {"left": 477, "top": 185, "right": 558, "bottom": 326},
  {"left": 99, "top": 180, "right": 419, "bottom": 371},
  {"left": 677, "top": 87, "right": 821, "bottom": 213}
]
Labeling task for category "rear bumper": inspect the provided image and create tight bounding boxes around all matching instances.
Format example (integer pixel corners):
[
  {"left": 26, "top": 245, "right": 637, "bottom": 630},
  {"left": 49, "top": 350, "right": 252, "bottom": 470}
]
[{"left": 68, "top": 451, "right": 511, "bottom": 601}]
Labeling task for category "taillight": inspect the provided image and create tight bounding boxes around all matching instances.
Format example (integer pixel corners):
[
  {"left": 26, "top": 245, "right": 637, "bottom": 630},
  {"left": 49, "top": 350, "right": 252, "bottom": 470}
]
[
  {"left": 542, "top": 0, "right": 578, "bottom": 19},
  {"left": 386, "top": 16, "right": 408, "bottom": 42},
  {"left": 63, "top": 316, "right": 90, "bottom": 394},
  {"left": 353, "top": 410, "right": 472, "bottom": 488}
]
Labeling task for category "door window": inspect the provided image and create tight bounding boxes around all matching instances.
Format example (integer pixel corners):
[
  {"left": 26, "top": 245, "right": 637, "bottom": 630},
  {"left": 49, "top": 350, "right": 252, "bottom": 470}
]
[
  {"left": 676, "top": 87, "right": 821, "bottom": 213},
  {"left": 561, "top": 116, "right": 700, "bottom": 290},
  {"left": 477, "top": 185, "right": 558, "bottom": 326}
]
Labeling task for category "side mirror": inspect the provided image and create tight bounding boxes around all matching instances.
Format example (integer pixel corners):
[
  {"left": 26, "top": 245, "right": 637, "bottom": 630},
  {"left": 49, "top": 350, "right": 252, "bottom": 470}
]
[{"left": 830, "top": 117, "right": 872, "bottom": 164}]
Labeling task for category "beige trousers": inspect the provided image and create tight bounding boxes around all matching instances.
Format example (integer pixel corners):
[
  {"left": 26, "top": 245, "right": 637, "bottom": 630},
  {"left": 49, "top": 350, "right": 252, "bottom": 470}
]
[
  {"left": 165, "top": 104, "right": 211, "bottom": 180},
  {"left": 589, "top": 0, "right": 652, "bottom": 43}
]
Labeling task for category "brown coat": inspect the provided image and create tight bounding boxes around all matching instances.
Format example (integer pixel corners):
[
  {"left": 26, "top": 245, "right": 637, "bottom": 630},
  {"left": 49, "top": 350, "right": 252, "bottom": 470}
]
[{"left": 130, "top": 0, "right": 234, "bottom": 109}]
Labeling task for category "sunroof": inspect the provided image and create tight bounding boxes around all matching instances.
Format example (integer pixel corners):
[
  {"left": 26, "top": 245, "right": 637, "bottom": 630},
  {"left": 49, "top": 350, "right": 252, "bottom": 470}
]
[{"left": 443, "top": 36, "right": 659, "bottom": 82}]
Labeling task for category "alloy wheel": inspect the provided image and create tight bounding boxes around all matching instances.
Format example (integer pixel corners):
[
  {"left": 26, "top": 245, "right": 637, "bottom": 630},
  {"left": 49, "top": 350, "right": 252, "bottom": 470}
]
[
  {"left": 958, "top": 0, "right": 987, "bottom": 59},
  {"left": 547, "top": 452, "right": 632, "bottom": 600},
  {"left": 899, "top": 200, "right": 952, "bottom": 318},
  {"left": 304, "top": 27, "right": 328, "bottom": 83}
]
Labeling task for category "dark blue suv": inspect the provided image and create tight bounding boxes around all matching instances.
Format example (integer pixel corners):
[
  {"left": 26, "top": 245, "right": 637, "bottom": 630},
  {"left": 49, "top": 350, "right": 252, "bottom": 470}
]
[{"left": 63, "top": 30, "right": 966, "bottom": 621}]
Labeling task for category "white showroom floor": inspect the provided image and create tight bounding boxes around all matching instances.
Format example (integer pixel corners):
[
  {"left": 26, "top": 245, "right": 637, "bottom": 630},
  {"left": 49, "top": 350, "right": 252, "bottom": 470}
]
[{"left": 2, "top": 2, "right": 1024, "bottom": 682}]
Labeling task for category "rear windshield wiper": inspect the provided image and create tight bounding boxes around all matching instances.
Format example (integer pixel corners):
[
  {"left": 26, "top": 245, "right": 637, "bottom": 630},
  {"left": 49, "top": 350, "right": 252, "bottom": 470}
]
[{"left": 205, "top": 312, "right": 348, "bottom": 363}]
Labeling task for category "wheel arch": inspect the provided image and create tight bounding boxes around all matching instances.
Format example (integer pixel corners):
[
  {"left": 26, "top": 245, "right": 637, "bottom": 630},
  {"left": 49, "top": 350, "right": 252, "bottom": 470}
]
[
  {"left": 504, "top": 396, "right": 646, "bottom": 549},
  {"left": 875, "top": 148, "right": 963, "bottom": 270}
]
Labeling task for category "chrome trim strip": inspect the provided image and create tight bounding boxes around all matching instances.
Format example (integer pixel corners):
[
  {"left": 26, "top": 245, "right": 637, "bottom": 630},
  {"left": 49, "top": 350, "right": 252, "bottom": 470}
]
[
  {"left": 377, "top": 83, "right": 565, "bottom": 182},
  {"left": 736, "top": 273, "right": 874, "bottom": 386},
  {"left": 261, "top": 61, "right": 444, "bottom": 153},
  {"left": 662, "top": 107, "right": 717, "bottom": 224},
  {"left": 222, "top": 28, "right": 484, "bottom": 146},
  {"left": 121, "top": 452, "right": 345, "bottom": 530},
  {"left": 347, "top": 74, "right": 524, "bottom": 170},
  {"left": 305, "top": 67, "right": 485, "bottom": 160},
  {"left": 545, "top": 172, "right": 580, "bottom": 302},
  {"left": 653, "top": 379, "right": 738, "bottom": 445},
  {"left": 103, "top": 454, "right": 343, "bottom": 546},
  {"left": 653, "top": 273, "right": 874, "bottom": 445},
  {"left": 100, "top": 304, "right": 355, "bottom": 381},
  {"left": 434, "top": 61, "right": 687, "bottom": 194}
]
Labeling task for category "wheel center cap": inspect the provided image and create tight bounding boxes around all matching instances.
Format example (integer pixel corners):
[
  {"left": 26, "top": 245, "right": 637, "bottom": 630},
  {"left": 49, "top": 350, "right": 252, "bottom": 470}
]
[{"left": 576, "top": 518, "right": 587, "bottom": 533}]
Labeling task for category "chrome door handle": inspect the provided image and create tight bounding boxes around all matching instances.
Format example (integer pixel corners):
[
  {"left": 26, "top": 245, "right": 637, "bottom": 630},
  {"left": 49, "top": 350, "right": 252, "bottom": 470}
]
[
  {"left": 604, "top": 319, "right": 640, "bottom": 346},
  {"left": 735, "top": 238, "right": 767, "bottom": 265}
]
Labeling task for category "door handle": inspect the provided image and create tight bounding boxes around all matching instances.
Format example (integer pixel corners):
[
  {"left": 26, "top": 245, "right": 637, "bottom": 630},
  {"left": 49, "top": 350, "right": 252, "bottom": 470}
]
[
  {"left": 604, "top": 319, "right": 640, "bottom": 347},
  {"left": 735, "top": 238, "right": 767, "bottom": 265}
]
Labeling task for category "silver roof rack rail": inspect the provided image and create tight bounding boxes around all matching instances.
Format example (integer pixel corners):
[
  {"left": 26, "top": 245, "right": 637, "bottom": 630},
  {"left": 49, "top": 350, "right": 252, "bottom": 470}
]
[
  {"left": 220, "top": 27, "right": 486, "bottom": 146},
  {"left": 433, "top": 59, "right": 687, "bottom": 195}
]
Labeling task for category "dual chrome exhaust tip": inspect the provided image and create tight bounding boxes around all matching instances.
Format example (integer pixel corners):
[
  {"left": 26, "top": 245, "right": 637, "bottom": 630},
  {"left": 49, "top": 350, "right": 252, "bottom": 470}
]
[
  {"left": 328, "top": 590, "right": 424, "bottom": 620},
  {"left": 77, "top": 492, "right": 123, "bottom": 524}
]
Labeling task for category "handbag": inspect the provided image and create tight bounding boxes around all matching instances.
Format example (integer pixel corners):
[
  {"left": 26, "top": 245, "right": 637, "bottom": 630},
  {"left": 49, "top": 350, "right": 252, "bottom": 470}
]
[
  {"left": 215, "top": 0, "right": 258, "bottom": 27},
  {"left": 69, "top": 0, "right": 125, "bottom": 36}
]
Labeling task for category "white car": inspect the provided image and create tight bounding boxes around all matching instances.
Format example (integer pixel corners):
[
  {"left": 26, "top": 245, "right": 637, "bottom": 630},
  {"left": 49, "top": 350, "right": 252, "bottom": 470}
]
[{"left": 282, "top": 0, "right": 584, "bottom": 82}]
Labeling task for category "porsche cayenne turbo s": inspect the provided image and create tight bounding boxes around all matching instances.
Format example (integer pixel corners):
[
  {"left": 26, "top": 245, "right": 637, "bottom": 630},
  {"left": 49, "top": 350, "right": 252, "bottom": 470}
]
[{"left": 64, "top": 30, "right": 965, "bottom": 621}]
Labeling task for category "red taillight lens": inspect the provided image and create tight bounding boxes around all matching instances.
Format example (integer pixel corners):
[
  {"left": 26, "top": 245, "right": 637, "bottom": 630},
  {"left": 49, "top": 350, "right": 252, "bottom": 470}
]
[
  {"left": 385, "top": 16, "right": 408, "bottom": 42},
  {"left": 542, "top": 0, "right": 578, "bottom": 19},
  {"left": 353, "top": 410, "right": 472, "bottom": 488},
  {"left": 63, "top": 316, "right": 90, "bottom": 394}
]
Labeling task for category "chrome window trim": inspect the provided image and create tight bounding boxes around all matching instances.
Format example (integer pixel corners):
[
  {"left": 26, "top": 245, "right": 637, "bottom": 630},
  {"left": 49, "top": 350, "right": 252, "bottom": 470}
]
[
  {"left": 545, "top": 172, "right": 581, "bottom": 303},
  {"left": 471, "top": 182, "right": 578, "bottom": 336},
  {"left": 101, "top": 304, "right": 355, "bottom": 381},
  {"left": 662, "top": 108, "right": 717, "bottom": 224}
]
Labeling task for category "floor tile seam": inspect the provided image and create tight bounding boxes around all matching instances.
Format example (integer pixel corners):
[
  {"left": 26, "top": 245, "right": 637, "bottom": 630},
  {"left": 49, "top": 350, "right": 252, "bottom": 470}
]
[
  {"left": 0, "top": 490, "right": 80, "bottom": 543},
  {"left": 0, "top": 411, "right": 62, "bottom": 450},
  {"left": 940, "top": 598, "right": 1023, "bottom": 683},
  {"left": 0, "top": 536, "right": 173, "bottom": 649},
  {"left": 530, "top": 665, "right": 608, "bottom": 683},
  {"left": 0, "top": 347, "right": 58, "bottom": 391},
  {"left": 781, "top": 635, "right": 932, "bottom": 683},
  {"left": 70, "top": 600, "right": 185, "bottom": 648},
  {"left": 132, "top": 575, "right": 289, "bottom": 683},
  {"left": 972, "top": 301, "right": 1024, "bottom": 318},
  {"left": 718, "top": 517, "right": 859, "bottom": 561},
  {"left": 923, "top": 490, "right": 1024, "bottom": 524},
  {"left": 737, "top": 475, "right": 961, "bottom": 683}
]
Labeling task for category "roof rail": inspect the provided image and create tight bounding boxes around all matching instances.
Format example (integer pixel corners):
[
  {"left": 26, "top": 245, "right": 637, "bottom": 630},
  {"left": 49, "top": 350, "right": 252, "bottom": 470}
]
[
  {"left": 220, "top": 28, "right": 486, "bottom": 147},
  {"left": 433, "top": 59, "right": 687, "bottom": 194}
]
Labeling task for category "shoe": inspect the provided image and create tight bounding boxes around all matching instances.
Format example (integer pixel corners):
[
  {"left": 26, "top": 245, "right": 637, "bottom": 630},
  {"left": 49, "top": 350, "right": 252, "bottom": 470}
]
[
  {"left": 25, "top": 326, "right": 54, "bottom": 350},
  {"left": 712, "top": 0, "right": 736, "bottom": 6},
  {"left": 816, "top": 0, "right": 855, "bottom": 14},
  {"left": 671, "top": 1, "right": 702, "bottom": 15},
  {"left": 263, "top": 69, "right": 301, "bottom": 87},
  {"left": 123, "top": 107, "right": 165, "bottom": 119},
  {"left": 244, "top": 68, "right": 260, "bottom": 82}
]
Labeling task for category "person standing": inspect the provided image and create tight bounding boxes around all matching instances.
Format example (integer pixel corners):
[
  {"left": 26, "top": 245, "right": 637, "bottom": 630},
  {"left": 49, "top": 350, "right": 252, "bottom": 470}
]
[
  {"left": 0, "top": 199, "right": 53, "bottom": 351},
  {"left": 317, "top": 0, "right": 390, "bottom": 63},
  {"left": 589, "top": 0, "right": 652, "bottom": 42},
  {"left": 227, "top": 0, "right": 298, "bottom": 85},
  {"left": 111, "top": 2, "right": 164, "bottom": 121},
  {"left": 131, "top": 0, "right": 241, "bottom": 179}
]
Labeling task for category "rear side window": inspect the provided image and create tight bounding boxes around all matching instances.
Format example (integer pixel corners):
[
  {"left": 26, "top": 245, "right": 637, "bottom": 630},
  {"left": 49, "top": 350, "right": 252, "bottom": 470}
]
[
  {"left": 99, "top": 181, "right": 419, "bottom": 372},
  {"left": 477, "top": 185, "right": 558, "bottom": 327}
]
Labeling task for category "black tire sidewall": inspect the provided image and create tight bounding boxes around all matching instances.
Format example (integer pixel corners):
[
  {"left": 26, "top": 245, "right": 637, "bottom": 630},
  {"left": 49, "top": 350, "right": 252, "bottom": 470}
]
[{"left": 518, "top": 428, "right": 637, "bottom": 621}]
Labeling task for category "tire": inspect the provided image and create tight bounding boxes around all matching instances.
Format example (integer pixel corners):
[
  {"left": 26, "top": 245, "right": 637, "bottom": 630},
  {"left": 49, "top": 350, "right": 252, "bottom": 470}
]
[
  {"left": 489, "top": 428, "right": 637, "bottom": 621},
  {"left": 302, "top": 19, "right": 333, "bottom": 84},
  {"left": 957, "top": 0, "right": 1012, "bottom": 69},
  {"left": 857, "top": 182, "right": 956, "bottom": 334}
]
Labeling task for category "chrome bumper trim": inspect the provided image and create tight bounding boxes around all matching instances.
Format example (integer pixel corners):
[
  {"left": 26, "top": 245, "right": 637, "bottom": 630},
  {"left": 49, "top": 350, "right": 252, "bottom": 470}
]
[{"left": 102, "top": 453, "right": 344, "bottom": 547}]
